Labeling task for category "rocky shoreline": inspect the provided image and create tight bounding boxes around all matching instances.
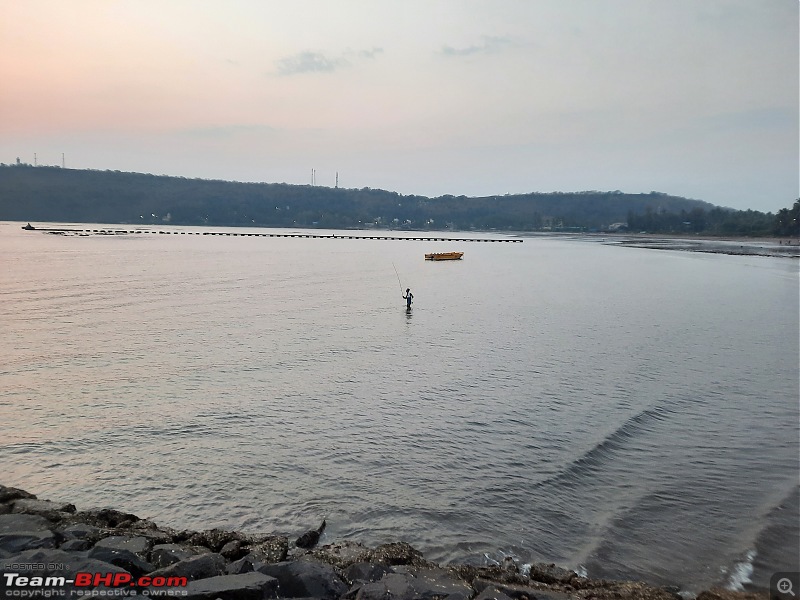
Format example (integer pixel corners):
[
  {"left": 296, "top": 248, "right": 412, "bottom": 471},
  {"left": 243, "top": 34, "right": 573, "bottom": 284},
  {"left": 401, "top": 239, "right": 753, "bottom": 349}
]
[{"left": 0, "top": 485, "right": 767, "bottom": 600}]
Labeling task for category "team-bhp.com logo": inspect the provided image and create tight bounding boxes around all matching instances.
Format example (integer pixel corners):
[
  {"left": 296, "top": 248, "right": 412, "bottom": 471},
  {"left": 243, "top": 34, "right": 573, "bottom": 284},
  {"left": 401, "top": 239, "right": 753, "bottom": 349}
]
[{"left": 3, "top": 572, "right": 188, "bottom": 597}]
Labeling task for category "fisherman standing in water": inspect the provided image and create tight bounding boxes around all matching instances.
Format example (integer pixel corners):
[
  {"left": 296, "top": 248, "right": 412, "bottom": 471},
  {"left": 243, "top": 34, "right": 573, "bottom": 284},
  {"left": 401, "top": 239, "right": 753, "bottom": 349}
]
[{"left": 403, "top": 288, "right": 413, "bottom": 310}]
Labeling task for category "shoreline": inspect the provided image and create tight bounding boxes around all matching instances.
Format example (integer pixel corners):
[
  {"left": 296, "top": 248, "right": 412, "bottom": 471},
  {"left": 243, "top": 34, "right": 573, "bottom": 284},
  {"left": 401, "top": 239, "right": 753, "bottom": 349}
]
[
  {"left": 568, "top": 232, "right": 800, "bottom": 258},
  {"left": 0, "top": 485, "right": 769, "bottom": 600}
]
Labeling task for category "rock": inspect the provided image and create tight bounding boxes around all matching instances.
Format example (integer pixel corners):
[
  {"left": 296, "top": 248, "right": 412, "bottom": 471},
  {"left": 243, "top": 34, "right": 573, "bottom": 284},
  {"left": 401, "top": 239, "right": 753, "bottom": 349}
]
[
  {"left": 150, "top": 543, "right": 200, "bottom": 568},
  {"left": 353, "top": 568, "right": 473, "bottom": 600},
  {"left": 527, "top": 562, "right": 579, "bottom": 585},
  {"left": 59, "top": 522, "right": 101, "bottom": 540},
  {"left": 311, "top": 541, "right": 372, "bottom": 569},
  {"left": 10, "top": 499, "right": 75, "bottom": 521},
  {"left": 474, "top": 587, "right": 517, "bottom": 600},
  {"left": 0, "top": 531, "right": 57, "bottom": 553},
  {"left": 696, "top": 590, "right": 769, "bottom": 600},
  {"left": 187, "top": 528, "right": 246, "bottom": 552},
  {"left": 147, "top": 551, "right": 227, "bottom": 581},
  {"left": 72, "top": 508, "right": 141, "bottom": 528},
  {"left": 472, "top": 577, "right": 573, "bottom": 600},
  {"left": 368, "top": 542, "right": 432, "bottom": 567},
  {"left": 226, "top": 557, "right": 255, "bottom": 575},
  {"left": 220, "top": 539, "right": 245, "bottom": 560},
  {"left": 88, "top": 545, "right": 155, "bottom": 576},
  {"left": 183, "top": 571, "right": 279, "bottom": 600},
  {"left": 343, "top": 562, "right": 392, "bottom": 584},
  {"left": 59, "top": 538, "right": 91, "bottom": 551},
  {"left": 0, "top": 485, "right": 36, "bottom": 504},
  {"left": 257, "top": 558, "right": 348, "bottom": 599},
  {"left": 93, "top": 534, "right": 151, "bottom": 556},
  {"left": 248, "top": 535, "right": 289, "bottom": 563},
  {"left": 295, "top": 519, "right": 327, "bottom": 549},
  {"left": 0, "top": 513, "right": 52, "bottom": 533}
]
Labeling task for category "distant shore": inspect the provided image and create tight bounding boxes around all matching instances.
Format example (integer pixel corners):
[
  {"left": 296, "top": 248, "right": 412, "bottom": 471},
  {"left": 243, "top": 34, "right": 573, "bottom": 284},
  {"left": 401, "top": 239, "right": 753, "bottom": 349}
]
[
  {"left": 590, "top": 233, "right": 800, "bottom": 258},
  {"left": 0, "top": 485, "right": 770, "bottom": 599}
]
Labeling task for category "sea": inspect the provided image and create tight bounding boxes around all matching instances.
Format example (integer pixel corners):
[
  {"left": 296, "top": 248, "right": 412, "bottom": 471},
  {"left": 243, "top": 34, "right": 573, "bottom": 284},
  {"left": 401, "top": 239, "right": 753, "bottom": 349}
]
[{"left": 1, "top": 221, "right": 798, "bottom": 595}]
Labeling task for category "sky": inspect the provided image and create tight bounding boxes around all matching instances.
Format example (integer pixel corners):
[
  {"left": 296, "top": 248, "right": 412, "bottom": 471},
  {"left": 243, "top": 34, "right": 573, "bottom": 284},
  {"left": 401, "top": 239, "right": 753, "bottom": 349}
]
[{"left": 0, "top": 0, "right": 797, "bottom": 212}]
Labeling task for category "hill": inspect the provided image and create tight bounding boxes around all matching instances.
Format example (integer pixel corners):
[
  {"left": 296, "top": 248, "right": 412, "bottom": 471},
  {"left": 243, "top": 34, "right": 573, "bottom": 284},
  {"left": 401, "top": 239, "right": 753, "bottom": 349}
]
[{"left": 0, "top": 164, "right": 723, "bottom": 231}]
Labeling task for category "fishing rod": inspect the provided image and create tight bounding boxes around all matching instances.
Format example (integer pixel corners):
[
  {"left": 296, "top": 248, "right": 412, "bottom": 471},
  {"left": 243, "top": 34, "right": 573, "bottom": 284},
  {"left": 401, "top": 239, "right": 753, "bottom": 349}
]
[{"left": 392, "top": 262, "right": 404, "bottom": 295}]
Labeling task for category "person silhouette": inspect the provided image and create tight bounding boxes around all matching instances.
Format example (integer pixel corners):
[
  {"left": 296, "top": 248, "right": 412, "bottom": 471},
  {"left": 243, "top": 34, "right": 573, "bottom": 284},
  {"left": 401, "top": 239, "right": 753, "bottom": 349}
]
[{"left": 402, "top": 288, "right": 413, "bottom": 310}]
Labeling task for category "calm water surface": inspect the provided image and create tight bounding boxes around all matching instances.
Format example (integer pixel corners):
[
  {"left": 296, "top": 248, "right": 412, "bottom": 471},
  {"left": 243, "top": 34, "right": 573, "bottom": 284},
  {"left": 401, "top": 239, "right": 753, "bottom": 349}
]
[{"left": 1, "top": 222, "right": 798, "bottom": 593}]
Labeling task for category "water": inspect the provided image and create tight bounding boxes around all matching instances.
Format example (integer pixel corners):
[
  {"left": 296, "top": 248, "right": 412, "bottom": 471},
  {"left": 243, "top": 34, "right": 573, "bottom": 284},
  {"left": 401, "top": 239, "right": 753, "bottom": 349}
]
[{"left": 1, "top": 221, "right": 797, "bottom": 594}]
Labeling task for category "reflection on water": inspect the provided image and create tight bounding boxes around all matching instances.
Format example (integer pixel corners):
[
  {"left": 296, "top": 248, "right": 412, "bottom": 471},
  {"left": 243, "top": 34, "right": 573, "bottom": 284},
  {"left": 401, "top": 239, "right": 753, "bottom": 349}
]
[{"left": 0, "top": 222, "right": 797, "bottom": 594}]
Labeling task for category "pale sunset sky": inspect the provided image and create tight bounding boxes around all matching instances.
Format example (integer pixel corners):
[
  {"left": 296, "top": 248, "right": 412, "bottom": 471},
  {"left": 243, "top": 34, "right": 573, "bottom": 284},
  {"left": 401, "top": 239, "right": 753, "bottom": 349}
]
[{"left": 0, "top": 1, "right": 797, "bottom": 212}]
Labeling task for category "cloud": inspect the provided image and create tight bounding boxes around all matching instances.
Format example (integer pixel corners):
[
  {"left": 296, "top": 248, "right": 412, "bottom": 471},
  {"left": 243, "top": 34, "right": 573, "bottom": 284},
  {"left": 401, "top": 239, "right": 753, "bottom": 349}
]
[
  {"left": 275, "top": 47, "right": 383, "bottom": 75},
  {"left": 276, "top": 51, "right": 350, "bottom": 75},
  {"left": 358, "top": 47, "right": 384, "bottom": 59},
  {"left": 440, "top": 36, "right": 513, "bottom": 57}
]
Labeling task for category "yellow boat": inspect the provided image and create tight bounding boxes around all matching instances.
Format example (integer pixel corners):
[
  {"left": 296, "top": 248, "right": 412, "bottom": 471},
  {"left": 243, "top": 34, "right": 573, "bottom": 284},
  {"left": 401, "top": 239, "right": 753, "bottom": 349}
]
[{"left": 425, "top": 251, "right": 464, "bottom": 261}]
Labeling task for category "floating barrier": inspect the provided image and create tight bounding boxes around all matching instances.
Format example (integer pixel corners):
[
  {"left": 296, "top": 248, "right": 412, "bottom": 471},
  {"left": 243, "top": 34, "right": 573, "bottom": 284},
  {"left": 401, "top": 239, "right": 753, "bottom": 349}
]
[{"left": 24, "top": 226, "right": 523, "bottom": 243}]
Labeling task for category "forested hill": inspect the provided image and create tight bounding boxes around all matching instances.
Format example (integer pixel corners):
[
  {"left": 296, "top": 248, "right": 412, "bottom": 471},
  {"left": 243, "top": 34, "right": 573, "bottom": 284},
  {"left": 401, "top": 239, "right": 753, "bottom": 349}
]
[{"left": 0, "top": 164, "right": 722, "bottom": 231}]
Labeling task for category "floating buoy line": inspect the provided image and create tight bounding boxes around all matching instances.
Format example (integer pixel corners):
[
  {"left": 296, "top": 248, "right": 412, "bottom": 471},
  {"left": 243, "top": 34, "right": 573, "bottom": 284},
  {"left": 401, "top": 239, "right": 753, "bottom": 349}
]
[{"left": 21, "top": 226, "right": 523, "bottom": 243}]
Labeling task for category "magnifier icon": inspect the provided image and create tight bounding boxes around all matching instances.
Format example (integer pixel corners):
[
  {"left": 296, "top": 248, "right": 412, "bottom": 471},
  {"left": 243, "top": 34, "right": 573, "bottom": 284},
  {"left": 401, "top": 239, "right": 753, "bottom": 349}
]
[{"left": 778, "top": 578, "right": 796, "bottom": 597}]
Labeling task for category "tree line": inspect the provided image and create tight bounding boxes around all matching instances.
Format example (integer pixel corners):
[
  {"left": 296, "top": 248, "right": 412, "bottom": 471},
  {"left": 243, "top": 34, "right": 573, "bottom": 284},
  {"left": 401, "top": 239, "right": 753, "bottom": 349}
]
[{"left": 0, "top": 164, "right": 796, "bottom": 236}]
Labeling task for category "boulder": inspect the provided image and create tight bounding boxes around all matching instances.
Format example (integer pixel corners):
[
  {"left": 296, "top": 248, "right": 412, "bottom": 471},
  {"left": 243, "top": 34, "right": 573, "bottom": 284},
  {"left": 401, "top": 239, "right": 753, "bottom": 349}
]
[
  {"left": 71, "top": 508, "right": 140, "bottom": 528},
  {"left": 0, "top": 531, "right": 57, "bottom": 553},
  {"left": 226, "top": 557, "right": 255, "bottom": 575},
  {"left": 257, "top": 558, "right": 348, "bottom": 599},
  {"left": 0, "top": 513, "right": 52, "bottom": 533},
  {"left": 150, "top": 543, "right": 199, "bottom": 568},
  {"left": 59, "top": 538, "right": 91, "bottom": 551},
  {"left": 10, "top": 499, "right": 75, "bottom": 521},
  {"left": 527, "top": 562, "right": 579, "bottom": 586},
  {"left": 247, "top": 535, "right": 289, "bottom": 564},
  {"left": 0, "top": 485, "right": 36, "bottom": 504},
  {"left": 88, "top": 545, "right": 154, "bottom": 576},
  {"left": 147, "top": 552, "right": 227, "bottom": 581},
  {"left": 353, "top": 568, "right": 473, "bottom": 600},
  {"left": 93, "top": 534, "right": 151, "bottom": 556},
  {"left": 183, "top": 571, "right": 279, "bottom": 600},
  {"left": 59, "top": 522, "right": 101, "bottom": 540},
  {"left": 343, "top": 562, "right": 392, "bottom": 584}
]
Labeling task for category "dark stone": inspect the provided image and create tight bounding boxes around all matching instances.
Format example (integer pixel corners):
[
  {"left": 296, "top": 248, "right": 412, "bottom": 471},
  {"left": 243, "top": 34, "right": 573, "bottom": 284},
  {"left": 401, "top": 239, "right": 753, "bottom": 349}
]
[
  {"left": 187, "top": 528, "right": 246, "bottom": 552},
  {"left": 93, "top": 534, "right": 151, "bottom": 556},
  {"left": 59, "top": 538, "right": 91, "bottom": 551},
  {"left": 257, "top": 558, "right": 348, "bottom": 599},
  {"left": 147, "top": 551, "right": 227, "bottom": 581},
  {"left": 295, "top": 520, "right": 326, "bottom": 549},
  {"left": 182, "top": 571, "right": 279, "bottom": 600},
  {"left": 0, "top": 531, "right": 57, "bottom": 553},
  {"left": 73, "top": 508, "right": 141, "bottom": 528},
  {"left": 88, "top": 545, "right": 154, "bottom": 576},
  {"left": 10, "top": 499, "right": 75, "bottom": 521},
  {"left": 473, "top": 578, "right": 573, "bottom": 600},
  {"left": 227, "top": 557, "right": 255, "bottom": 575},
  {"left": 247, "top": 535, "right": 289, "bottom": 563},
  {"left": 0, "top": 513, "right": 52, "bottom": 533},
  {"left": 474, "top": 587, "right": 516, "bottom": 600},
  {"left": 150, "top": 543, "right": 198, "bottom": 568},
  {"left": 368, "top": 542, "right": 431, "bottom": 567},
  {"left": 354, "top": 570, "right": 474, "bottom": 600},
  {"left": 343, "top": 562, "right": 392, "bottom": 584},
  {"left": 527, "top": 562, "right": 578, "bottom": 585},
  {"left": 59, "top": 522, "right": 101, "bottom": 540},
  {"left": 0, "top": 485, "right": 36, "bottom": 504},
  {"left": 220, "top": 539, "right": 245, "bottom": 560}
]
